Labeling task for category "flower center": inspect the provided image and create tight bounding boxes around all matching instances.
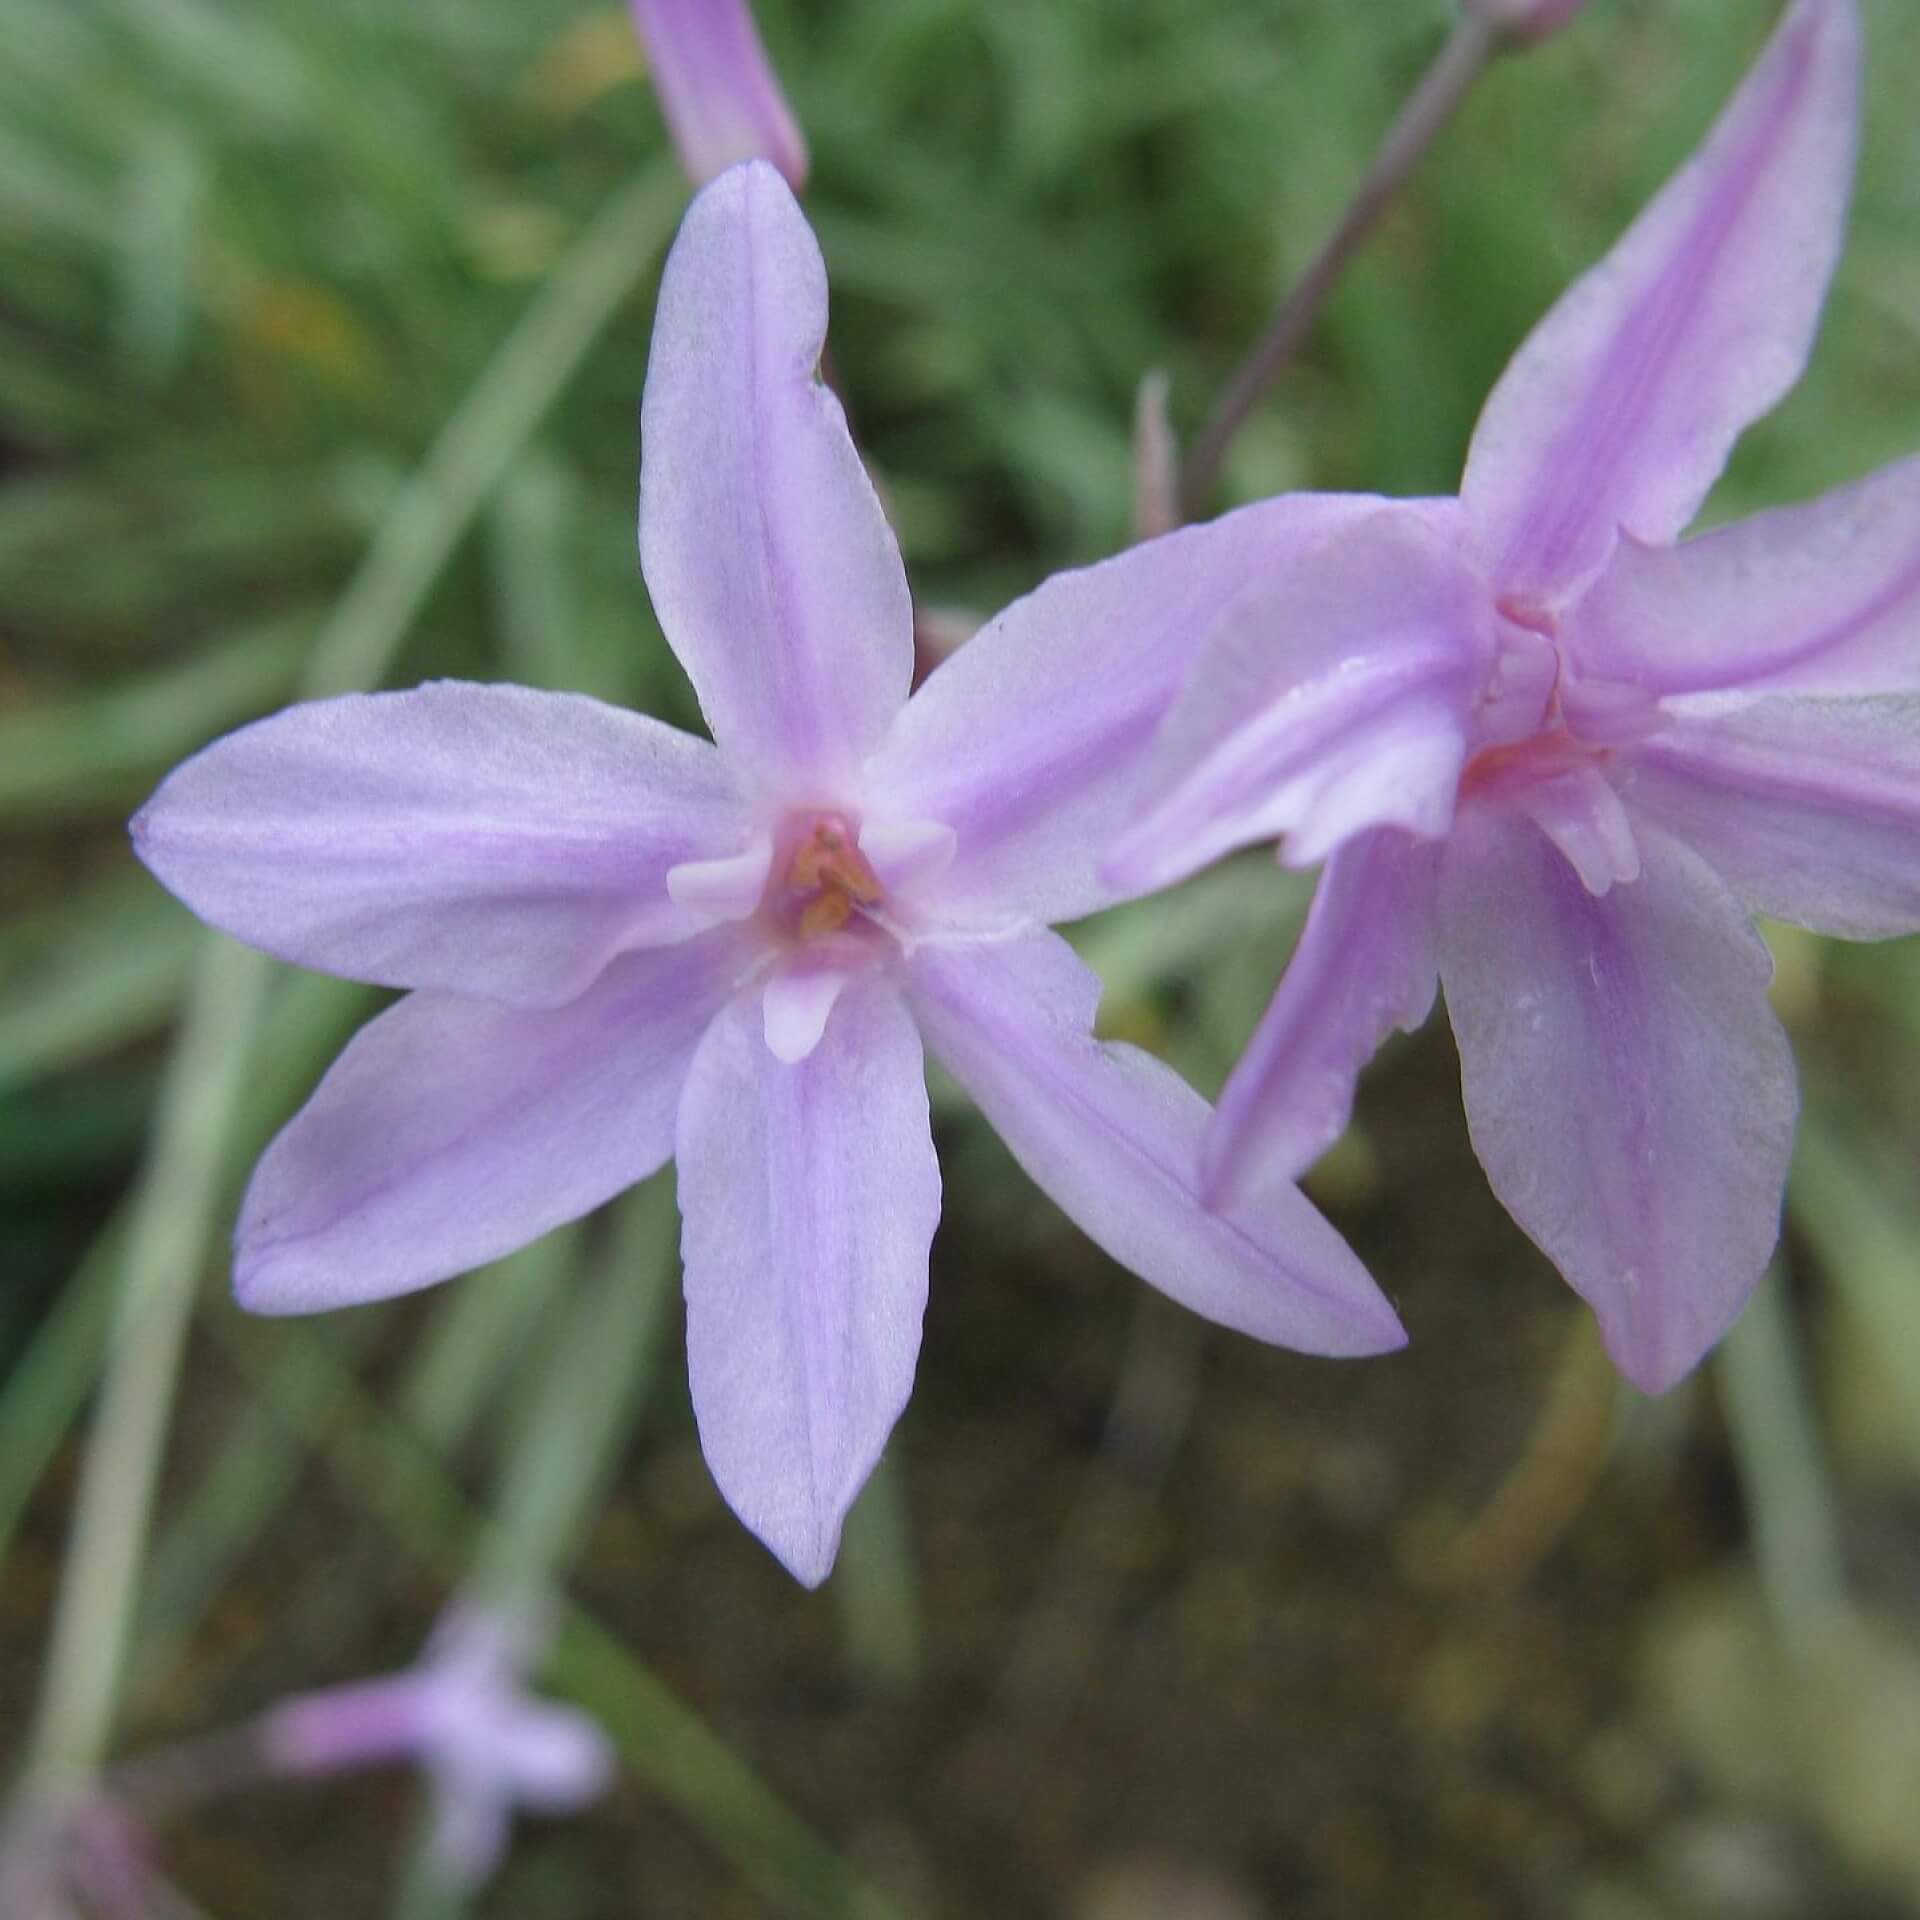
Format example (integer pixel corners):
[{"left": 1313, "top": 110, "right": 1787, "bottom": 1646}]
[
  {"left": 1458, "top": 725, "right": 1596, "bottom": 800},
  {"left": 769, "top": 812, "right": 886, "bottom": 944}
]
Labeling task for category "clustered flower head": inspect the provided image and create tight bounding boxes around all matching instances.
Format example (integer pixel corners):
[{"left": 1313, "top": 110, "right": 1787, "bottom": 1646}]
[{"left": 131, "top": 0, "right": 1912, "bottom": 1628}]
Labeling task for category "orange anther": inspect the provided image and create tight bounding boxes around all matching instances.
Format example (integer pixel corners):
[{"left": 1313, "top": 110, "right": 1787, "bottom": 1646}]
[{"left": 798, "top": 891, "right": 856, "bottom": 939}]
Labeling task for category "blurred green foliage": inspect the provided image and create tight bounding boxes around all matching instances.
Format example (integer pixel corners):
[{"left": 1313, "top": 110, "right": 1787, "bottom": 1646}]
[{"left": 4, "top": 0, "right": 1920, "bottom": 1914}]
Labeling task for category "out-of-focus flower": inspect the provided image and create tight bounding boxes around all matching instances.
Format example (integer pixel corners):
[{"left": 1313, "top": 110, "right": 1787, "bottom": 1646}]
[
  {"left": 133, "top": 161, "right": 1406, "bottom": 1587},
  {"left": 0, "top": 1796, "right": 149, "bottom": 1920},
  {"left": 260, "top": 1607, "right": 612, "bottom": 1889},
  {"left": 629, "top": 0, "right": 809, "bottom": 189},
  {"left": 1466, "top": 0, "right": 1593, "bottom": 46},
  {"left": 1108, "top": 0, "right": 1916, "bottom": 1393}
]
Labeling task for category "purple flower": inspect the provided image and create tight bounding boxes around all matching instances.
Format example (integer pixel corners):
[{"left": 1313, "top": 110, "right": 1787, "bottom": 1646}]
[
  {"left": 629, "top": 0, "right": 809, "bottom": 190},
  {"left": 260, "top": 1606, "right": 612, "bottom": 1889},
  {"left": 133, "top": 162, "right": 1404, "bottom": 1584},
  {"left": 1108, "top": 0, "right": 1914, "bottom": 1392}
]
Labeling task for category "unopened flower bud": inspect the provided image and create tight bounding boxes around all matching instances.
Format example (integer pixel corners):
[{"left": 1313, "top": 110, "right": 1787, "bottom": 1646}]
[{"left": 629, "top": 0, "right": 809, "bottom": 189}]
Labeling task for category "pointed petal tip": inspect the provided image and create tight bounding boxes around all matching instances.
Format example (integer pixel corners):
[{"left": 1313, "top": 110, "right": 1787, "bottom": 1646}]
[
  {"left": 770, "top": 1526, "right": 839, "bottom": 1590},
  {"left": 1358, "top": 1300, "right": 1411, "bottom": 1358},
  {"left": 231, "top": 1242, "right": 317, "bottom": 1319},
  {"left": 1599, "top": 1314, "right": 1706, "bottom": 1398}
]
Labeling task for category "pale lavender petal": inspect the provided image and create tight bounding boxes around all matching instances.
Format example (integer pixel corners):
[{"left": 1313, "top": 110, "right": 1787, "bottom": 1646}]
[
  {"left": 260, "top": 1678, "right": 434, "bottom": 1776},
  {"left": 630, "top": 0, "right": 809, "bottom": 190},
  {"left": 856, "top": 817, "right": 955, "bottom": 895},
  {"left": 1566, "top": 451, "right": 1920, "bottom": 697},
  {"left": 1510, "top": 763, "right": 1641, "bottom": 894},
  {"left": 676, "top": 983, "right": 938, "bottom": 1586},
  {"left": 1624, "top": 691, "right": 1920, "bottom": 938},
  {"left": 667, "top": 834, "right": 773, "bottom": 920},
  {"left": 907, "top": 931, "right": 1405, "bottom": 1357},
  {"left": 761, "top": 961, "right": 848, "bottom": 1064},
  {"left": 488, "top": 1705, "right": 615, "bottom": 1810},
  {"left": 1461, "top": 0, "right": 1860, "bottom": 598},
  {"left": 1437, "top": 808, "right": 1798, "bottom": 1392},
  {"left": 641, "top": 163, "right": 911, "bottom": 795},
  {"left": 867, "top": 494, "right": 1405, "bottom": 926},
  {"left": 235, "top": 934, "right": 744, "bottom": 1315},
  {"left": 132, "top": 683, "right": 745, "bottom": 1006},
  {"left": 1104, "top": 506, "right": 1481, "bottom": 896},
  {"left": 1207, "top": 830, "right": 1439, "bottom": 1200}
]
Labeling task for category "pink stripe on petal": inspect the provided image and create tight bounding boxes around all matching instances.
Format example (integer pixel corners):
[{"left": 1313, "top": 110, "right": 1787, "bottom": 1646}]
[
  {"left": 631, "top": 0, "right": 809, "bottom": 190},
  {"left": 1462, "top": 0, "right": 1860, "bottom": 597},
  {"left": 1624, "top": 691, "right": 1920, "bottom": 939},
  {"left": 1567, "top": 450, "right": 1920, "bottom": 698}
]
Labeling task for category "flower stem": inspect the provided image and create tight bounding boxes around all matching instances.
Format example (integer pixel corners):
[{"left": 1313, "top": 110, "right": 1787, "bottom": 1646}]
[
  {"left": 1717, "top": 1263, "right": 1850, "bottom": 1661},
  {"left": 25, "top": 938, "right": 272, "bottom": 1788},
  {"left": 1179, "top": 12, "right": 1499, "bottom": 518},
  {"left": 23, "top": 159, "right": 685, "bottom": 1792}
]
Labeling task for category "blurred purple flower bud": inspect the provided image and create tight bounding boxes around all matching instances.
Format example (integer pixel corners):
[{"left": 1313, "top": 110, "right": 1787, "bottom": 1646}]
[
  {"left": 261, "top": 1605, "right": 612, "bottom": 1890},
  {"left": 629, "top": 0, "right": 809, "bottom": 189},
  {"left": 1467, "top": 0, "right": 1593, "bottom": 45}
]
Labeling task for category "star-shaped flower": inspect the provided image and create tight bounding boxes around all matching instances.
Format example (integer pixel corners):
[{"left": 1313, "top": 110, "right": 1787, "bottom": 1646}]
[
  {"left": 1108, "top": 0, "right": 1918, "bottom": 1391},
  {"left": 134, "top": 162, "right": 1404, "bottom": 1583},
  {"left": 260, "top": 1605, "right": 612, "bottom": 1890}
]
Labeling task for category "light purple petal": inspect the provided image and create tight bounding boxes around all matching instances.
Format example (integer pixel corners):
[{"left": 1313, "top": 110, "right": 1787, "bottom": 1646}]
[
  {"left": 866, "top": 494, "right": 1403, "bottom": 926},
  {"left": 907, "top": 931, "right": 1406, "bottom": 1357},
  {"left": 1104, "top": 505, "right": 1481, "bottom": 896},
  {"left": 676, "top": 983, "right": 938, "bottom": 1586},
  {"left": 1461, "top": 0, "right": 1860, "bottom": 598},
  {"left": 640, "top": 162, "right": 912, "bottom": 796},
  {"left": 1566, "top": 451, "right": 1920, "bottom": 697},
  {"left": 260, "top": 1677, "right": 434, "bottom": 1777},
  {"left": 1510, "top": 763, "right": 1642, "bottom": 895},
  {"left": 487, "top": 1704, "right": 615, "bottom": 1811},
  {"left": 630, "top": 0, "right": 810, "bottom": 190},
  {"left": 1437, "top": 807, "right": 1798, "bottom": 1392},
  {"left": 1207, "top": 829, "right": 1439, "bottom": 1200},
  {"left": 1623, "top": 691, "right": 1920, "bottom": 939},
  {"left": 235, "top": 934, "right": 743, "bottom": 1314},
  {"left": 132, "top": 683, "right": 745, "bottom": 1007},
  {"left": 761, "top": 960, "right": 848, "bottom": 1063}
]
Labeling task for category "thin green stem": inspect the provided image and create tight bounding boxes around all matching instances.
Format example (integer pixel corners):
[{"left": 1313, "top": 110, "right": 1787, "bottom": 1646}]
[
  {"left": 26, "top": 938, "right": 270, "bottom": 1785},
  {"left": 1180, "top": 13, "right": 1498, "bottom": 516},
  {"left": 23, "top": 158, "right": 683, "bottom": 1788},
  {"left": 1717, "top": 1263, "right": 1850, "bottom": 1661}
]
